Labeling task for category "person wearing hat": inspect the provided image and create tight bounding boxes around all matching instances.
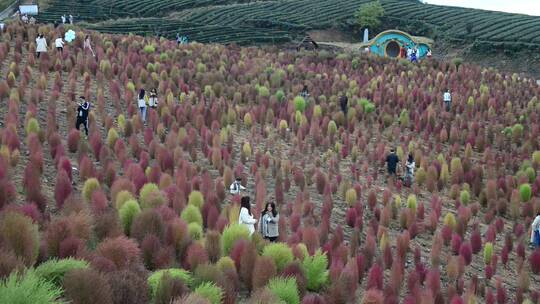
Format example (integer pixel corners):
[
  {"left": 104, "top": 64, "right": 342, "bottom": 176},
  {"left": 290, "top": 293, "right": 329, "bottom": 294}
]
[
  {"left": 229, "top": 177, "right": 246, "bottom": 195},
  {"left": 76, "top": 96, "right": 90, "bottom": 136}
]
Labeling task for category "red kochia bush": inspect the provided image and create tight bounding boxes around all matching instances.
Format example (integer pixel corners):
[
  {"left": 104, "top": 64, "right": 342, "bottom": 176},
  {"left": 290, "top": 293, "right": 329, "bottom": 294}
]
[
  {"left": 95, "top": 236, "right": 141, "bottom": 271},
  {"left": 185, "top": 242, "right": 209, "bottom": 271},
  {"left": 530, "top": 249, "right": 540, "bottom": 274},
  {"left": 302, "top": 227, "right": 320, "bottom": 255},
  {"left": 63, "top": 268, "right": 114, "bottom": 304},
  {"left": 252, "top": 256, "right": 277, "bottom": 290},
  {"left": 459, "top": 242, "right": 472, "bottom": 265},
  {"left": 366, "top": 263, "right": 383, "bottom": 290},
  {"left": 302, "top": 293, "right": 327, "bottom": 304},
  {"left": 106, "top": 270, "right": 149, "bottom": 304}
]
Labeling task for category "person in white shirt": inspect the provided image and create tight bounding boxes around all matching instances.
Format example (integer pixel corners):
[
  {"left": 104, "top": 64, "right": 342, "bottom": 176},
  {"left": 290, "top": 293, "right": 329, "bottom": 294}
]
[
  {"left": 55, "top": 36, "right": 65, "bottom": 53},
  {"left": 137, "top": 89, "right": 147, "bottom": 123},
  {"left": 443, "top": 89, "right": 452, "bottom": 111},
  {"left": 239, "top": 196, "right": 257, "bottom": 235},
  {"left": 531, "top": 212, "right": 540, "bottom": 248},
  {"left": 148, "top": 88, "right": 158, "bottom": 109},
  {"left": 69, "top": 14, "right": 74, "bottom": 24},
  {"left": 406, "top": 47, "right": 413, "bottom": 59},
  {"left": 61, "top": 15, "right": 66, "bottom": 24},
  {"left": 35, "top": 34, "right": 48, "bottom": 58},
  {"left": 403, "top": 154, "right": 415, "bottom": 187},
  {"left": 229, "top": 177, "right": 246, "bottom": 195}
]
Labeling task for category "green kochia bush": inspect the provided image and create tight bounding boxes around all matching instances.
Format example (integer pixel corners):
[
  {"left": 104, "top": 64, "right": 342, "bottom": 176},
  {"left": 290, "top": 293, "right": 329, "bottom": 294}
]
[
  {"left": 0, "top": 212, "right": 40, "bottom": 267},
  {"left": 181, "top": 204, "right": 203, "bottom": 226},
  {"left": 302, "top": 249, "right": 329, "bottom": 292},
  {"left": 221, "top": 224, "right": 250, "bottom": 255},
  {"left": 148, "top": 268, "right": 192, "bottom": 297},
  {"left": 262, "top": 243, "right": 294, "bottom": 272},
  {"left": 188, "top": 191, "right": 204, "bottom": 209},
  {"left": 519, "top": 184, "right": 532, "bottom": 202},
  {"left": 193, "top": 282, "right": 224, "bottom": 304},
  {"left": 294, "top": 96, "right": 306, "bottom": 112},
  {"left": 0, "top": 270, "right": 63, "bottom": 304},
  {"left": 119, "top": 199, "right": 141, "bottom": 233},
  {"left": 35, "top": 258, "right": 89, "bottom": 287},
  {"left": 267, "top": 277, "right": 300, "bottom": 304}
]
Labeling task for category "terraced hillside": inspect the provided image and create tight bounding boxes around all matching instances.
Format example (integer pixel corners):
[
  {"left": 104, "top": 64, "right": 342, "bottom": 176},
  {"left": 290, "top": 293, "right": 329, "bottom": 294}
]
[{"left": 37, "top": 0, "right": 540, "bottom": 47}]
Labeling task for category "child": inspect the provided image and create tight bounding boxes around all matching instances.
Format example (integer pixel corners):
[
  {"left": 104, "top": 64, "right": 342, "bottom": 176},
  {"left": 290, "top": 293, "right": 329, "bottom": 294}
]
[
  {"left": 260, "top": 202, "right": 279, "bottom": 242},
  {"left": 239, "top": 197, "right": 257, "bottom": 235}
]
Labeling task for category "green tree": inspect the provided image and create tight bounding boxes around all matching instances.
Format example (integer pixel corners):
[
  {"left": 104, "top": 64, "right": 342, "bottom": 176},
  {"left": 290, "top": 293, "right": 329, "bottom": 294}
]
[{"left": 355, "top": 1, "right": 385, "bottom": 30}]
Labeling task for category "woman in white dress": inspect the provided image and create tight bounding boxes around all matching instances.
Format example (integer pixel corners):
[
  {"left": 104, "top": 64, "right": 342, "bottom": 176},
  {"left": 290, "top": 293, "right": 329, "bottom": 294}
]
[
  {"left": 35, "top": 34, "right": 47, "bottom": 58},
  {"left": 239, "top": 196, "right": 257, "bottom": 236}
]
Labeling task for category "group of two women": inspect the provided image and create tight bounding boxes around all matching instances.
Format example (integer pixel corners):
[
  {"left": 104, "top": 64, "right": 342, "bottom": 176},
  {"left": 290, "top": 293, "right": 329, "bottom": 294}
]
[{"left": 238, "top": 197, "right": 279, "bottom": 242}]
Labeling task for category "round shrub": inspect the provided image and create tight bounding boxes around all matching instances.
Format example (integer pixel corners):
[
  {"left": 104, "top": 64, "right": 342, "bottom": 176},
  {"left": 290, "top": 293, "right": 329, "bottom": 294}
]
[
  {"left": 143, "top": 44, "right": 156, "bottom": 53},
  {"left": 484, "top": 242, "right": 493, "bottom": 264},
  {"left": 221, "top": 224, "right": 250, "bottom": 255},
  {"left": 217, "top": 256, "right": 235, "bottom": 273},
  {"left": 25, "top": 118, "right": 40, "bottom": 136},
  {"left": 407, "top": 194, "right": 417, "bottom": 211},
  {"left": 188, "top": 223, "right": 203, "bottom": 240},
  {"left": 242, "top": 142, "right": 252, "bottom": 158},
  {"left": 533, "top": 151, "right": 540, "bottom": 165},
  {"left": 188, "top": 191, "right": 204, "bottom": 209},
  {"left": 262, "top": 243, "right": 294, "bottom": 272},
  {"left": 275, "top": 90, "right": 285, "bottom": 102},
  {"left": 0, "top": 212, "right": 39, "bottom": 267},
  {"left": 63, "top": 268, "right": 114, "bottom": 304},
  {"left": 194, "top": 282, "right": 223, "bottom": 304},
  {"left": 148, "top": 268, "right": 192, "bottom": 297},
  {"left": 244, "top": 113, "right": 253, "bottom": 127},
  {"left": 443, "top": 213, "right": 456, "bottom": 230},
  {"left": 302, "top": 249, "right": 328, "bottom": 292},
  {"left": 115, "top": 190, "right": 134, "bottom": 209},
  {"left": 313, "top": 105, "right": 322, "bottom": 118},
  {"left": 181, "top": 205, "right": 203, "bottom": 226},
  {"left": 294, "top": 96, "right": 306, "bottom": 113},
  {"left": 106, "top": 270, "right": 149, "bottom": 304},
  {"left": 35, "top": 258, "right": 89, "bottom": 287},
  {"left": 519, "top": 184, "right": 532, "bottom": 202},
  {"left": 267, "top": 277, "right": 299, "bottom": 304},
  {"left": 345, "top": 188, "right": 357, "bottom": 206},
  {"left": 279, "top": 120, "right": 288, "bottom": 130},
  {"left": 460, "top": 190, "right": 470, "bottom": 205},
  {"left": 119, "top": 199, "right": 141, "bottom": 233},
  {"left": 327, "top": 120, "right": 337, "bottom": 135},
  {"left": 0, "top": 270, "right": 62, "bottom": 303},
  {"left": 82, "top": 178, "right": 101, "bottom": 202},
  {"left": 106, "top": 128, "right": 119, "bottom": 148},
  {"left": 139, "top": 183, "right": 164, "bottom": 208}
]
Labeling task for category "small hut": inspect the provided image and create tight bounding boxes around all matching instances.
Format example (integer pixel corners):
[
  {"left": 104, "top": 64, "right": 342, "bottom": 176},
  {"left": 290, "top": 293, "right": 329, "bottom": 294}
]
[
  {"left": 364, "top": 30, "right": 433, "bottom": 59},
  {"left": 296, "top": 35, "right": 318, "bottom": 51}
]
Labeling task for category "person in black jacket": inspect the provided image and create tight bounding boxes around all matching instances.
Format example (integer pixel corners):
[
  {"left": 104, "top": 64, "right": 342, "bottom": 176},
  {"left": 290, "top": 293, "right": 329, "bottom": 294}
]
[
  {"left": 76, "top": 96, "right": 90, "bottom": 136},
  {"left": 340, "top": 94, "right": 348, "bottom": 116}
]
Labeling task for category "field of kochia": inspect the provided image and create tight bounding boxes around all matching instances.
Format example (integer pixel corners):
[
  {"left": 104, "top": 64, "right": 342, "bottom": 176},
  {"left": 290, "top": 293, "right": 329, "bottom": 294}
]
[
  {"left": 0, "top": 20, "right": 539, "bottom": 303},
  {"left": 37, "top": 0, "right": 540, "bottom": 46}
]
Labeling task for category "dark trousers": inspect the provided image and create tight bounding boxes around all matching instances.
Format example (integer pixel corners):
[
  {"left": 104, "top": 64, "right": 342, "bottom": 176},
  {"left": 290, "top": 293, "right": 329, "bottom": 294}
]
[
  {"left": 76, "top": 117, "right": 88, "bottom": 135},
  {"left": 445, "top": 101, "right": 451, "bottom": 111},
  {"left": 264, "top": 236, "right": 278, "bottom": 242}
]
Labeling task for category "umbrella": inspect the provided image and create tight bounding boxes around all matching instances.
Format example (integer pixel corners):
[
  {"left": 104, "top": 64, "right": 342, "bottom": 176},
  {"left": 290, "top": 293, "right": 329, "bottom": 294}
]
[{"left": 65, "top": 30, "right": 76, "bottom": 43}]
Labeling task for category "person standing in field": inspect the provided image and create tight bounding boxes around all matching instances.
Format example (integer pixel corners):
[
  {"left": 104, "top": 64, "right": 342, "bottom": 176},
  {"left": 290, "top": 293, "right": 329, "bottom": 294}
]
[
  {"left": 340, "top": 94, "right": 348, "bottom": 116},
  {"left": 386, "top": 148, "right": 400, "bottom": 178},
  {"left": 239, "top": 196, "right": 257, "bottom": 236},
  {"left": 83, "top": 35, "right": 95, "bottom": 57},
  {"left": 300, "top": 85, "right": 309, "bottom": 99},
  {"left": 403, "top": 153, "right": 415, "bottom": 187},
  {"left": 443, "top": 89, "right": 452, "bottom": 111},
  {"left": 229, "top": 177, "right": 246, "bottom": 195},
  {"left": 531, "top": 212, "right": 540, "bottom": 248},
  {"left": 35, "top": 34, "right": 48, "bottom": 58},
  {"left": 148, "top": 88, "right": 158, "bottom": 109},
  {"left": 55, "top": 36, "right": 65, "bottom": 53},
  {"left": 76, "top": 96, "right": 90, "bottom": 137},
  {"left": 138, "top": 89, "right": 147, "bottom": 123},
  {"left": 69, "top": 14, "right": 74, "bottom": 24},
  {"left": 260, "top": 202, "right": 279, "bottom": 242},
  {"left": 61, "top": 14, "right": 66, "bottom": 24}
]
